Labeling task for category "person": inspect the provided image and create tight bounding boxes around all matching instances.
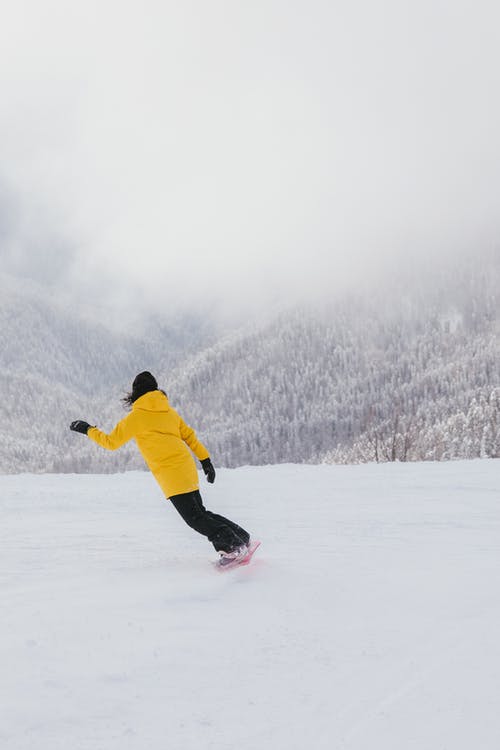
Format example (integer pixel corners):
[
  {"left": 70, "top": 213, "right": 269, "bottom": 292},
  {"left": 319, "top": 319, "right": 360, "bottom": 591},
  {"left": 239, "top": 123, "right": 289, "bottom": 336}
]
[{"left": 70, "top": 371, "right": 251, "bottom": 566}]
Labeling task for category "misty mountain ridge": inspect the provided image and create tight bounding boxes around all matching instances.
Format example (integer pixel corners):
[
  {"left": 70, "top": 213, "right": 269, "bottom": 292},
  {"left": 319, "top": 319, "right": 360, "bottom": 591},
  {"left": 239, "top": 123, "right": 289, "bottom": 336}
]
[
  {"left": 0, "top": 271, "right": 214, "bottom": 473},
  {"left": 168, "top": 267, "right": 500, "bottom": 466},
  {"left": 0, "top": 251, "right": 499, "bottom": 473}
]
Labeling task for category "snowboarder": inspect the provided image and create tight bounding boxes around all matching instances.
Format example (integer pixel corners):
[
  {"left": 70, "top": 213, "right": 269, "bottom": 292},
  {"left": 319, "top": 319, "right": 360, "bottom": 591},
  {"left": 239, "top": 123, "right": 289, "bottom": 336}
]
[{"left": 70, "top": 371, "right": 253, "bottom": 567}]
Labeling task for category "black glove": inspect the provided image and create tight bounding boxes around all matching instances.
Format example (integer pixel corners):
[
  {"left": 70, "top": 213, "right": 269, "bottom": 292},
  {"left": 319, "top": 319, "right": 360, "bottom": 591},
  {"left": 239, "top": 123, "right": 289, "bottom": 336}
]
[
  {"left": 201, "top": 457, "right": 216, "bottom": 484},
  {"left": 70, "top": 420, "right": 93, "bottom": 435}
]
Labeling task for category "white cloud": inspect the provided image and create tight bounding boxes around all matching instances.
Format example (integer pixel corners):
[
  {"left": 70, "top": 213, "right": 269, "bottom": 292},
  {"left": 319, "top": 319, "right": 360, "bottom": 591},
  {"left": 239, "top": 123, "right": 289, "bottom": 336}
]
[{"left": 1, "top": 0, "right": 500, "bottom": 315}]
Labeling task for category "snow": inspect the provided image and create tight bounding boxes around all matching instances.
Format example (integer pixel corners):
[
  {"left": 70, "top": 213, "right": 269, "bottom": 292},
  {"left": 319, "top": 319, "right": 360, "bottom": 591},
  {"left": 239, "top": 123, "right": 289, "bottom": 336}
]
[{"left": 2, "top": 460, "right": 500, "bottom": 749}]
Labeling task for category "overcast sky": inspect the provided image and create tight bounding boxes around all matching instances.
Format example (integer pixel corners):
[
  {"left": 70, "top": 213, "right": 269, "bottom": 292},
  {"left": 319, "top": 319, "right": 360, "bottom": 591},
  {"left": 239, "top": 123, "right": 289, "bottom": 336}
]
[{"left": 1, "top": 0, "right": 500, "bottom": 319}]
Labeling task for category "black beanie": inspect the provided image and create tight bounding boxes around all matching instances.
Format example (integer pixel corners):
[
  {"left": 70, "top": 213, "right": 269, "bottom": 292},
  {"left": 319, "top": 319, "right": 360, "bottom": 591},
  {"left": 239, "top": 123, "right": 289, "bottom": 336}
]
[{"left": 131, "top": 371, "right": 158, "bottom": 402}]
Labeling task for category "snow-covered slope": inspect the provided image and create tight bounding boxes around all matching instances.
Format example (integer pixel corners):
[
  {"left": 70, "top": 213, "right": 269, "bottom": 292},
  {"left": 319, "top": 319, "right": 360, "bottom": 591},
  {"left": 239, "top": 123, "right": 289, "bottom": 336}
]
[{"left": 2, "top": 460, "right": 500, "bottom": 750}]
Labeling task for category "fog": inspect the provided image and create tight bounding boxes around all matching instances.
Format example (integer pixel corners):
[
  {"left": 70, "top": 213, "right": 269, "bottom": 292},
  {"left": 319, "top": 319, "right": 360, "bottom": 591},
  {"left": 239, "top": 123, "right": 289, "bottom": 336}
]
[{"left": 1, "top": 0, "right": 500, "bottom": 320}]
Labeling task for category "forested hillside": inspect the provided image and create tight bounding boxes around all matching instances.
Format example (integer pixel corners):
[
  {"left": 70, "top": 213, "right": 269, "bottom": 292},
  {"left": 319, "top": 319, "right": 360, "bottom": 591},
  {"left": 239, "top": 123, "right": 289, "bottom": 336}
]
[
  {"left": 1, "top": 251, "right": 499, "bottom": 473},
  {"left": 0, "top": 273, "right": 212, "bottom": 473},
  {"left": 167, "top": 252, "right": 500, "bottom": 466}
]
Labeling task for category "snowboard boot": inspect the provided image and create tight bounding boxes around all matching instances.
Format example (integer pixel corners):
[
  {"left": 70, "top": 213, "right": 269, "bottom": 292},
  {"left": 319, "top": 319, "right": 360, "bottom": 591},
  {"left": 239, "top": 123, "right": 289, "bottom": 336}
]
[{"left": 217, "top": 544, "right": 249, "bottom": 568}]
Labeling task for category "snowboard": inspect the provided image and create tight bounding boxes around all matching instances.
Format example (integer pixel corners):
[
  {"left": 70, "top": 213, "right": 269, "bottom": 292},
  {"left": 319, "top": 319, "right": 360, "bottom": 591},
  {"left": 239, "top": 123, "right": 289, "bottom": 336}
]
[{"left": 215, "top": 540, "right": 261, "bottom": 572}]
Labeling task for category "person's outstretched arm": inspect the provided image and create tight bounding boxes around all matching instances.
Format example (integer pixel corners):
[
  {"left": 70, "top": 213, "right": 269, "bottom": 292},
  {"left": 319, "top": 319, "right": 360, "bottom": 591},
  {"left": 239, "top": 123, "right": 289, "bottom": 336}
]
[{"left": 70, "top": 413, "right": 136, "bottom": 451}]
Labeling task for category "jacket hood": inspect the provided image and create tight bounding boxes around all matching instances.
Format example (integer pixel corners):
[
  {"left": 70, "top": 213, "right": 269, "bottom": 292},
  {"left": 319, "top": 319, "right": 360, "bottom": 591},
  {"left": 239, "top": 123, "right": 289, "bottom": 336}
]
[{"left": 132, "top": 390, "right": 170, "bottom": 413}]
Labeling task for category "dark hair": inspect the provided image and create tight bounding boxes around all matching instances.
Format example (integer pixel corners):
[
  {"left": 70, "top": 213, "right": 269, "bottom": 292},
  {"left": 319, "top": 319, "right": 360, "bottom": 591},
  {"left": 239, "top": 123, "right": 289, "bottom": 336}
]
[{"left": 122, "top": 371, "right": 159, "bottom": 408}]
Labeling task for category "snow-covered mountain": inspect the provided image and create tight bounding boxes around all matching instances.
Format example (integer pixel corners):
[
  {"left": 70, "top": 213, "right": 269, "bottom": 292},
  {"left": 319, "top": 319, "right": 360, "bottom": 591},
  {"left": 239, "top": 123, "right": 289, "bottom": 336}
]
[
  {"left": 1, "top": 251, "right": 499, "bottom": 473},
  {"left": 167, "top": 251, "right": 500, "bottom": 466},
  {"left": 0, "top": 272, "right": 214, "bottom": 473}
]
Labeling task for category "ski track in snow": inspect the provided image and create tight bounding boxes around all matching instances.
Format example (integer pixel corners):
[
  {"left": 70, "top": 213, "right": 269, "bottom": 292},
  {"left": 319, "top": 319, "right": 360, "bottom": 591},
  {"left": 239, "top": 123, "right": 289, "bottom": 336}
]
[{"left": 1, "top": 460, "right": 500, "bottom": 750}]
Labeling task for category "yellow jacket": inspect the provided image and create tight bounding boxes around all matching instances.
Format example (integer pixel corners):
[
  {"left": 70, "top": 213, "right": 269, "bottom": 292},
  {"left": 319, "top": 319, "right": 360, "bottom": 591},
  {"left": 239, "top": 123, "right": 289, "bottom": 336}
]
[{"left": 87, "top": 390, "right": 210, "bottom": 498}]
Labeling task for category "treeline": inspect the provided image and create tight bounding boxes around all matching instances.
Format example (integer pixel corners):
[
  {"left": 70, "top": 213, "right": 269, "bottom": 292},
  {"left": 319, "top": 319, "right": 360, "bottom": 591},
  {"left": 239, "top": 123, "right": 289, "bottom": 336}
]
[{"left": 326, "top": 389, "right": 500, "bottom": 464}]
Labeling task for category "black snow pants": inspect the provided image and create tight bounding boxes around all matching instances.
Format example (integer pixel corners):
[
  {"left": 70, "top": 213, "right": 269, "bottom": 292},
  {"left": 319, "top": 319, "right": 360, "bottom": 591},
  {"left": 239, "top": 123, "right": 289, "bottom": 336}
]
[{"left": 169, "top": 490, "right": 250, "bottom": 553}]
